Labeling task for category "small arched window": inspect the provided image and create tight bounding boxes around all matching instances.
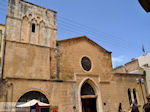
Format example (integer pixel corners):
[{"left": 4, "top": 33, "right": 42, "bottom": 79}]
[
  {"left": 128, "top": 89, "right": 132, "bottom": 105},
  {"left": 133, "top": 88, "right": 138, "bottom": 104},
  {"left": 32, "top": 23, "right": 36, "bottom": 33}
]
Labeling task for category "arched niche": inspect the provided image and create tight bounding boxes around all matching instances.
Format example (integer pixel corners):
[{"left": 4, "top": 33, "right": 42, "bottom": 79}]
[
  {"left": 20, "top": 16, "right": 30, "bottom": 42},
  {"left": 39, "top": 20, "right": 48, "bottom": 45}
]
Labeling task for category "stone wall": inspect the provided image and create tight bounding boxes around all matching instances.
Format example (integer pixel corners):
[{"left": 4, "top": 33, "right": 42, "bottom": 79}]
[
  {"left": 5, "top": 74, "right": 104, "bottom": 112},
  {"left": 101, "top": 73, "right": 147, "bottom": 112},
  {"left": 3, "top": 72, "right": 146, "bottom": 112},
  {"left": 3, "top": 41, "right": 51, "bottom": 79},
  {"left": 7, "top": 79, "right": 75, "bottom": 112},
  {"left": 58, "top": 37, "right": 113, "bottom": 81}
]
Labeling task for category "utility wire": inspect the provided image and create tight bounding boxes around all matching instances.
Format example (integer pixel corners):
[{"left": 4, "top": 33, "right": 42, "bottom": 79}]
[
  {"left": 0, "top": 0, "right": 140, "bottom": 47},
  {"left": 58, "top": 26, "right": 131, "bottom": 52},
  {"left": 0, "top": 0, "right": 145, "bottom": 52},
  {"left": 58, "top": 16, "right": 131, "bottom": 44},
  {"left": 57, "top": 19, "right": 136, "bottom": 50},
  {"left": 58, "top": 20, "right": 131, "bottom": 48},
  {"left": 58, "top": 22, "right": 128, "bottom": 48},
  {"left": 0, "top": 5, "right": 128, "bottom": 47},
  {"left": 0, "top": 0, "right": 137, "bottom": 48}
]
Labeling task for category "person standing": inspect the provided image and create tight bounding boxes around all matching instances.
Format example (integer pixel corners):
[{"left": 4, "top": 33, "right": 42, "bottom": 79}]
[
  {"left": 143, "top": 95, "right": 150, "bottom": 112},
  {"left": 118, "top": 103, "right": 122, "bottom": 112},
  {"left": 131, "top": 103, "right": 139, "bottom": 112},
  {"left": 72, "top": 106, "right": 78, "bottom": 112},
  {"left": 103, "top": 102, "right": 109, "bottom": 112}
]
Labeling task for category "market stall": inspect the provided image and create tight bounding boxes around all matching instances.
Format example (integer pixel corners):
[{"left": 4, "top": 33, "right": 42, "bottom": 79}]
[{"left": 16, "top": 99, "right": 50, "bottom": 112}]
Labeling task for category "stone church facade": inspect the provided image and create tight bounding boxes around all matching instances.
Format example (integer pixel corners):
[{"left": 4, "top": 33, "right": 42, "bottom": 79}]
[{"left": 0, "top": 0, "right": 148, "bottom": 112}]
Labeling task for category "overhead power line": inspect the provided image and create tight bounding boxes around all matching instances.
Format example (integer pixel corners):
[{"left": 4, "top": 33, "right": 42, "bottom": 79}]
[
  {"left": 58, "top": 18, "right": 130, "bottom": 46},
  {"left": 58, "top": 26, "right": 131, "bottom": 52},
  {"left": 58, "top": 16, "right": 130, "bottom": 43},
  {"left": 0, "top": 0, "right": 146, "bottom": 52},
  {"left": 58, "top": 22, "right": 127, "bottom": 47}
]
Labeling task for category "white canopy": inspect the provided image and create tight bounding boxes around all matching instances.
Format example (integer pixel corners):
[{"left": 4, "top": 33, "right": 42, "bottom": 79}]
[{"left": 16, "top": 99, "right": 50, "bottom": 108}]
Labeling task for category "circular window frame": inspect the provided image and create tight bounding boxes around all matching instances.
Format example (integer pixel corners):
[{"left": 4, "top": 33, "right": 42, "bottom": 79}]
[{"left": 80, "top": 56, "right": 92, "bottom": 72}]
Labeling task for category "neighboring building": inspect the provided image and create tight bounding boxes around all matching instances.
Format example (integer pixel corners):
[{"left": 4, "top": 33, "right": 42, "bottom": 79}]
[
  {"left": 113, "top": 59, "right": 144, "bottom": 74},
  {"left": 113, "top": 54, "right": 150, "bottom": 74},
  {"left": 0, "top": 0, "right": 147, "bottom": 112},
  {"left": 138, "top": 54, "right": 150, "bottom": 94},
  {"left": 138, "top": 54, "right": 150, "bottom": 68},
  {"left": 100, "top": 72, "right": 146, "bottom": 112},
  {"left": 114, "top": 54, "right": 150, "bottom": 102},
  {"left": 139, "top": 0, "right": 150, "bottom": 12}
]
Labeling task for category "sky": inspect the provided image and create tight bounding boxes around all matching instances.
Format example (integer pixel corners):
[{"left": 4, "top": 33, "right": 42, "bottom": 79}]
[{"left": 0, "top": 0, "right": 150, "bottom": 67}]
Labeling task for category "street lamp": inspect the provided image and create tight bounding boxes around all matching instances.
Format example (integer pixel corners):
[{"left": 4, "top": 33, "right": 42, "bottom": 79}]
[{"left": 136, "top": 78, "right": 145, "bottom": 103}]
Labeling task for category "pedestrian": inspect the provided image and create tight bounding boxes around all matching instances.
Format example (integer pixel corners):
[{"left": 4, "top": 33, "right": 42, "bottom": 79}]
[
  {"left": 103, "top": 102, "right": 109, "bottom": 112},
  {"left": 118, "top": 103, "right": 122, "bottom": 112},
  {"left": 128, "top": 108, "right": 131, "bottom": 112},
  {"left": 143, "top": 95, "right": 150, "bottom": 112},
  {"left": 122, "top": 109, "right": 126, "bottom": 112},
  {"left": 72, "top": 106, "right": 78, "bottom": 112},
  {"left": 131, "top": 103, "right": 139, "bottom": 112}
]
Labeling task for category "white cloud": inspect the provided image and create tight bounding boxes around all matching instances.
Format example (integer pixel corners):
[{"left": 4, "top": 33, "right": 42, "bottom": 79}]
[
  {"left": 112, "top": 56, "right": 125, "bottom": 63},
  {"left": 112, "top": 56, "right": 126, "bottom": 67}
]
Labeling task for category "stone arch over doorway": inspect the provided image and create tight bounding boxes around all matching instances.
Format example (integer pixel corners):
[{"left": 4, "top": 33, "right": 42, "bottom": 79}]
[
  {"left": 16, "top": 91, "right": 49, "bottom": 112},
  {"left": 78, "top": 78, "right": 103, "bottom": 112},
  {"left": 17, "top": 91, "right": 49, "bottom": 104}
]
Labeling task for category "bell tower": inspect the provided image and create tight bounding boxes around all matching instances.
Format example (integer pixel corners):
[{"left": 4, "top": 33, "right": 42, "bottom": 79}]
[{"left": 6, "top": 0, "right": 57, "bottom": 47}]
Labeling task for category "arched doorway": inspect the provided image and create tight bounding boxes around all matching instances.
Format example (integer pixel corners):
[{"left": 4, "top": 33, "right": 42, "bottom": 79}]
[
  {"left": 16, "top": 91, "right": 49, "bottom": 112},
  {"left": 81, "top": 82, "right": 97, "bottom": 112}
]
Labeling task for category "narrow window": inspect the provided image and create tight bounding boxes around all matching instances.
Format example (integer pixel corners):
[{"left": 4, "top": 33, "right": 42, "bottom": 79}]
[
  {"left": 32, "top": 23, "right": 35, "bottom": 32},
  {"left": 128, "top": 89, "right": 132, "bottom": 105},
  {"left": 133, "top": 88, "right": 138, "bottom": 104}
]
